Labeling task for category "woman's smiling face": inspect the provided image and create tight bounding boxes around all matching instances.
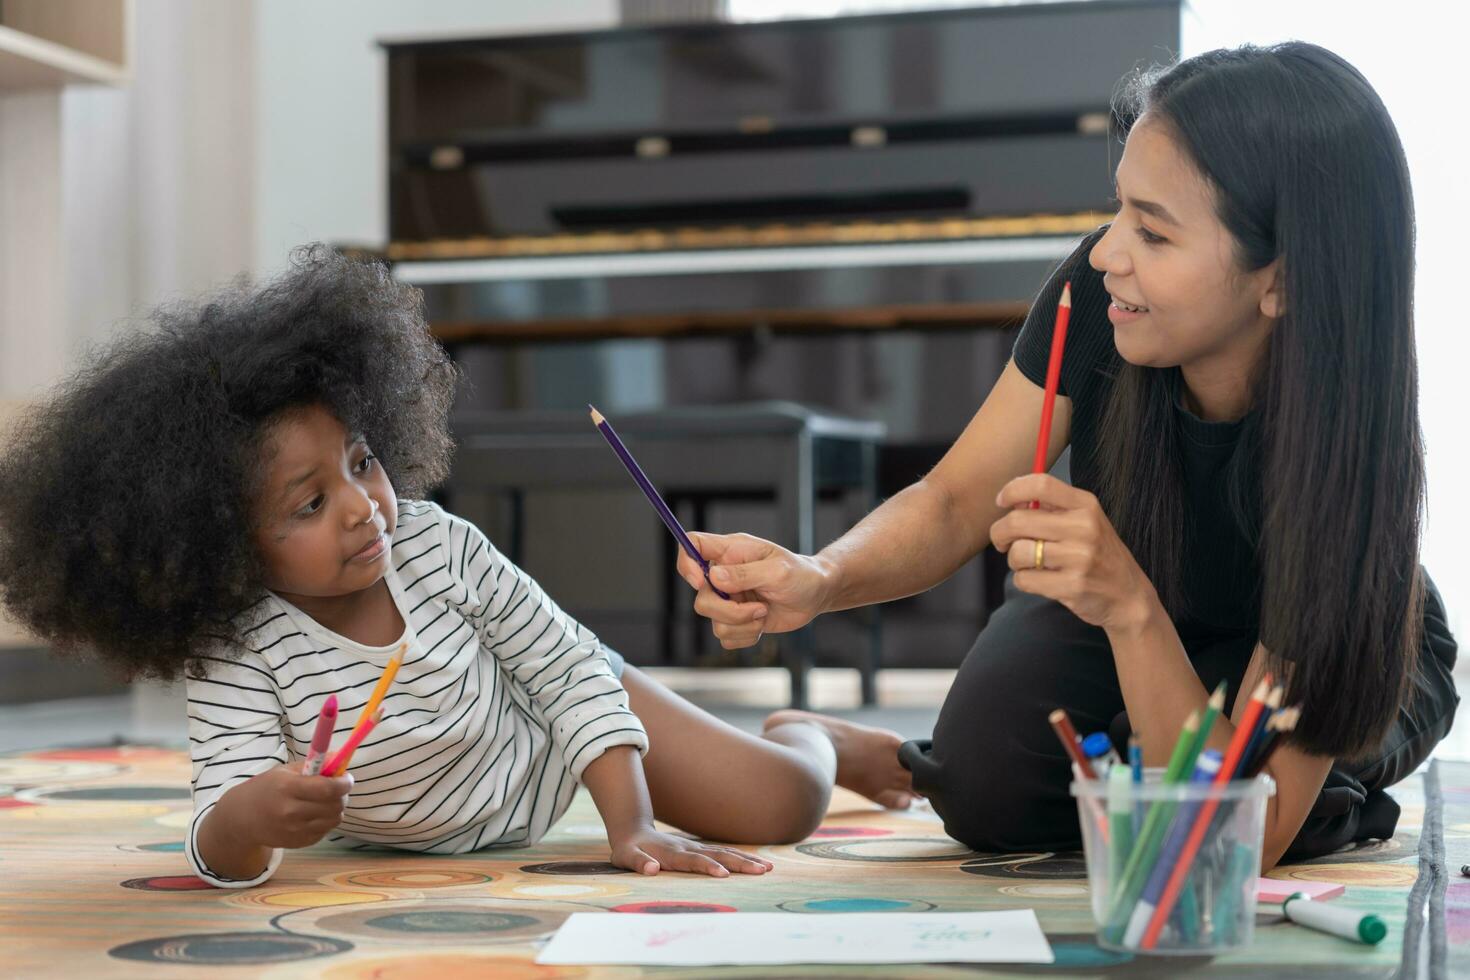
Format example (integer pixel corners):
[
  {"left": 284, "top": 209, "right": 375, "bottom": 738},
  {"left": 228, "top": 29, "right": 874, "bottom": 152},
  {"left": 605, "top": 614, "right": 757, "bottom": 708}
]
[{"left": 1088, "top": 116, "right": 1284, "bottom": 377}]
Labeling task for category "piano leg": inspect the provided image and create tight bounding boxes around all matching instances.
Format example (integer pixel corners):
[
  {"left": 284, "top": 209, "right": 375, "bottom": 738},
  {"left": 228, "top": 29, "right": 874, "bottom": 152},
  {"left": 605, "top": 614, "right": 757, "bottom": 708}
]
[
  {"left": 777, "top": 432, "right": 816, "bottom": 710},
  {"left": 859, "top": 439, "right": 882, "bottom": 707}
]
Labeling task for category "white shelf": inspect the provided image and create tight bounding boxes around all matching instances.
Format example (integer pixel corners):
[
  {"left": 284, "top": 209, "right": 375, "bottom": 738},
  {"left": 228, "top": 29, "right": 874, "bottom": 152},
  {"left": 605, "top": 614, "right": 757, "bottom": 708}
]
[{"left": 0, "top": 22, "right": 127, "bottom": 91}]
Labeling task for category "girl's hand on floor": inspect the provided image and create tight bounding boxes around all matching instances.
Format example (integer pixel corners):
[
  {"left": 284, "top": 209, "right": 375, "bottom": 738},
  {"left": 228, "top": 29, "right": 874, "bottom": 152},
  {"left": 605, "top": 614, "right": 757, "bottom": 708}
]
[
  {"left": 610, "top": 826, "right": 774, "bottom": 877},
  {"left": 234, "top": 762, "right": 352, "bottom": 849},
  {"left": 989, "top": 473, "right": 1161, "bottom": 634}
]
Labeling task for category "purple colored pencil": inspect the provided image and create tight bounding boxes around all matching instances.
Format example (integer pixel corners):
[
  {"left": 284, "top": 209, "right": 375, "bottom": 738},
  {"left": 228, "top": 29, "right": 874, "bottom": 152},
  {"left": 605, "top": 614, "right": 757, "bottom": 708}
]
[{"left": 589, "top": 405, "right": 731, "bottom": 600}]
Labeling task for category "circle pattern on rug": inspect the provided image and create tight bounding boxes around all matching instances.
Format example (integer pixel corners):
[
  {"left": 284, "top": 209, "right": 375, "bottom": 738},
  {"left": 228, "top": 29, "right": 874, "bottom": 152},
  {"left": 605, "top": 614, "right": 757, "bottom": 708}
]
[
  {"left": 226, "top": 889, "right": 388, "bottom": 911},
  {"left": 997, "top": 882, "right": 1090, "bottom": 899},
  {"left": 108, "top": 931, "right": 350, "bottom": 965},
  {"left": 1270, "top": 863, "right": 1418, "bottom": 887},
  {"left": 960, "top": 852, "right": 1088, "bottom": 879},
  {"left": 35, "top": 746, "right": 177, "bottom": 763},
  {"left": 121, "top": 875, "right": 213, "bottom": 892},
  {"left": 7, "top": 802, "right": 169, "bottom": 822},
  {"left": 0, "top": 759, "right": 121, "bottom": 784},
  {"left": 332, "top": 869, "right": 493, "bottom": 890},
  {"left": 778, "top": 897, "right": 935, "bottom": 914},
  {"left": 809, "top": 826, "right": 894, "bottom": 838},
  {"left": 118, "top": 840, "right": 185, "bottom": 854},
  {"left": 611, "top": 901, "right": 737, "bottom": 914},
  {"left": 312, "top": 899, "right": 587, "bottom": 946},
  {"left": 22, "top": 785, "right": 189, "bottom": 803},
  {"left": 492, "top": 879, "right": 632, "bottom": 901},
  {"left": 363, "top": 910, "right": 540, "bottom": 933},
  {"left": 1044, "top": 934, "right": 1136, "bottom": 969},
  {"left": 318, "top": 953, "right": 587, "bottom": 979},
  {"left": 1320, "top": 837, "right": 1412, "bottom": 862},
  {"left": 792, "top": 838, "right": 977, "bottom": 863},
  {"left": 519, "top": 861, "right": 630, "bottom": 876}
]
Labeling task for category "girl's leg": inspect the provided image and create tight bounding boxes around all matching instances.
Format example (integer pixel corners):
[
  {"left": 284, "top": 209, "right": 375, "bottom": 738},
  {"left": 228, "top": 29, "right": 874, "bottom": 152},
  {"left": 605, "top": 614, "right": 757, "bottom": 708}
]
[
  {"left": 760, "top": 710, "right": 924, "bottom": 810},
  {"left": 619, "top": 664, "right": 906, "bottom": 844}
]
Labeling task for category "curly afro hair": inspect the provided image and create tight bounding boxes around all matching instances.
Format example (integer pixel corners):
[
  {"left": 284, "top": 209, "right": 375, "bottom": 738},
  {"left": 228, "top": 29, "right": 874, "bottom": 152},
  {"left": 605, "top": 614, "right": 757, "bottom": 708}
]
[{"left": 0, "top": 245, "right": 459, "bottom": 680}]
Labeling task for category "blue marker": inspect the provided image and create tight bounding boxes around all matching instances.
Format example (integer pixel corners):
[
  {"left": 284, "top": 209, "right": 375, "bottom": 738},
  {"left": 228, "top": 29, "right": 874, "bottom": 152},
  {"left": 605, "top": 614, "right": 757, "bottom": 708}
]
[
  {"left": 1128, "top": 735, "right": 1144, "bottom": 837},
  {"left": 1083, "top": 731, "right": 1120, "bottom": 770}
]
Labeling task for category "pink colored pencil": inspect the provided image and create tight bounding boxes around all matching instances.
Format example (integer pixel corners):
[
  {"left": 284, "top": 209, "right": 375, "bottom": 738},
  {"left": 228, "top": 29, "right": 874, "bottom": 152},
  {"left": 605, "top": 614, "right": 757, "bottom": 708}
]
[
  {"left": 324, "top": 708, "right": 380, "bottom": 777},
  {"left": 301, "top": 694, "right": 338, "bottom": 776}
]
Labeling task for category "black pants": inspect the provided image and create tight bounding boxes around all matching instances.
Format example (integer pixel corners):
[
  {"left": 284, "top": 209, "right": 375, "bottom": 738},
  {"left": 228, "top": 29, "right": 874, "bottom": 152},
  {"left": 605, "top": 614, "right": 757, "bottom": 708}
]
[{"left": 899, "top": 573, "right": 1459, "bottom": 860}]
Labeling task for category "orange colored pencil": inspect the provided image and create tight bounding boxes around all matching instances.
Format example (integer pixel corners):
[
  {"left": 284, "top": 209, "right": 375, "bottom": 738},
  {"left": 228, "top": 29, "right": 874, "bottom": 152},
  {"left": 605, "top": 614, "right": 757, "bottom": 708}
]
[
  {"left": 325, "top": 644, "right": 403, "bottom": 777},
  {"left": 324, "top": 708, "right": 381, "bottom": 777},
  {"left": 1139, "top": 675, "right": 1274, "bottom": 947},
  {"left": 356, "top": 644, "right": 402, "bottom": 729},
  {"left": 1030, "top": 282, "right": 1072, "bottom": 509}
]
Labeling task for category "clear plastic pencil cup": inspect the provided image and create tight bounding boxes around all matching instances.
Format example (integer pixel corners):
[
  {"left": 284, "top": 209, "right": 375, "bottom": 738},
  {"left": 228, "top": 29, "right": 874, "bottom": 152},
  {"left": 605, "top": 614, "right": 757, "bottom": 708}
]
[{"left": 1071, "top": 769, "right": 1275, "bottom": 954}]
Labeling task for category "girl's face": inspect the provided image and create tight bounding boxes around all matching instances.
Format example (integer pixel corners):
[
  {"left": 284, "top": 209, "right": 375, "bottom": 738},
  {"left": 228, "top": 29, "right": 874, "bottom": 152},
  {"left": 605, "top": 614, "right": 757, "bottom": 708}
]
[
  {"left": 1088, "top": 116, "right": 1284, "bottom": 377},
  {"left": 253, "top": 404, "right": 398, "bottom": 600}
]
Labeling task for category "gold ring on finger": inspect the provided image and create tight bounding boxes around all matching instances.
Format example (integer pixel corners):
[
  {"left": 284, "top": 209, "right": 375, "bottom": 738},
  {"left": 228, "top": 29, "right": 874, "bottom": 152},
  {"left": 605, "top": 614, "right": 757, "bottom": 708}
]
[{"left": 1034, "top": 539, "right": 1045, "bottom": 570}]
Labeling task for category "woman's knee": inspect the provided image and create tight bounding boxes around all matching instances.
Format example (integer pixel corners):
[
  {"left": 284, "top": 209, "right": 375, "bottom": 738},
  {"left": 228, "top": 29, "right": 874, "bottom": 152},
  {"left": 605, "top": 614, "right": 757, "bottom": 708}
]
[{"left": 917, "top": 747, "right": 1076, "bottom": 851}]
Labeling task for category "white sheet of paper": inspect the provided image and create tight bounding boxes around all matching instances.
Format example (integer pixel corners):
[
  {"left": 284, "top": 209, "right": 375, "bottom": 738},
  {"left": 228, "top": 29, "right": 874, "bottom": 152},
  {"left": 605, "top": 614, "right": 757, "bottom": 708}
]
[{"left": 535, "top": 910, "right": 1055, "bottom": 966}]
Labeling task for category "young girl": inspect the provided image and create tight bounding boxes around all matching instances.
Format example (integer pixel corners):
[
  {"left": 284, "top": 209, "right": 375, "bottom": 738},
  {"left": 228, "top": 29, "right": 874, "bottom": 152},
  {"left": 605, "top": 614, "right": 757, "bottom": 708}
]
[
  {"left": 679, "top": 42, "right": 1458, "bottom": 868},
  {"left": 0, "top": 251, "right": 910, "bottom": 888}
]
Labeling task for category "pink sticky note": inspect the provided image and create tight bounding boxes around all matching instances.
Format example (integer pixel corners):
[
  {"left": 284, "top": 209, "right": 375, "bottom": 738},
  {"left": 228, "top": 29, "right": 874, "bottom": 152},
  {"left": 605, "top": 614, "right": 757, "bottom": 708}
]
[{"left": 1256, "top": 878, "right": 1345, "bottom": 903}]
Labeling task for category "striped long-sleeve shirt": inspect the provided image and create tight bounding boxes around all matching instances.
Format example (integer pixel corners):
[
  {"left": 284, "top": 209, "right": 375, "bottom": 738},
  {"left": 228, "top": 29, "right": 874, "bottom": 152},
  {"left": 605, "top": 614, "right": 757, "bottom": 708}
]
[{"left": 183, "top": 500, "right": 647, "bottom": 888}]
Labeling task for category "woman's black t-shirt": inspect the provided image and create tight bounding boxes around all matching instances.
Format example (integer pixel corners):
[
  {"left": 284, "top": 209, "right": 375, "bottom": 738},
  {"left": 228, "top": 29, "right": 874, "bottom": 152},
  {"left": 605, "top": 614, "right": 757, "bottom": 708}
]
[{"left": 1011, "top": 228, "right": 1264, "bottom": 643}]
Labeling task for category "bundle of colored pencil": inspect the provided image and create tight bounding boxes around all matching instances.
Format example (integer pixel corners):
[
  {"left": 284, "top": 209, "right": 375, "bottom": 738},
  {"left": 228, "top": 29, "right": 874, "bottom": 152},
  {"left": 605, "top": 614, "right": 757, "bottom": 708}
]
[
  {"left": 1135, "top": 677, "right": 1300, "bottom": 949},
  {"left": 302, "top": 644, "right": 403, "bottom": 779},
  {"left": 1056, "top": 676, "right": 1302, "bottom": 949}
]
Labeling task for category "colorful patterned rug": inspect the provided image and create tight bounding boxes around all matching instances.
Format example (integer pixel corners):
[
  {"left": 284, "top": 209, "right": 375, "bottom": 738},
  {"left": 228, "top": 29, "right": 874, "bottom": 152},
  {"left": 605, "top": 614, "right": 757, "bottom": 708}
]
[{"left": 1, "top": 746, "right": 1461, "bottom": 978}]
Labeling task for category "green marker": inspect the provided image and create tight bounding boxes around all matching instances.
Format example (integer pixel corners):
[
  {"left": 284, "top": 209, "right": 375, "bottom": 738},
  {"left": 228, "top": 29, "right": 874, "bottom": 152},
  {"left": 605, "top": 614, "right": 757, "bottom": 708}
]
[
  {"left": 1281, "top": 893, "right": 1387, "bottom": 945},
  {"left": 1107, "top": 763, "right": 1133, "bottom": 882}
]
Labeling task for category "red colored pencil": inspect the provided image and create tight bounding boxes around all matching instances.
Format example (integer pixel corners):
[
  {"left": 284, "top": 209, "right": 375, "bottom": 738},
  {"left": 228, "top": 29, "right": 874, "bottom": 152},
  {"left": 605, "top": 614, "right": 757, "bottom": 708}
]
[
  {"left": 1050, "top": 707, "right": 1109, "bottom": 843},
  {"left": 1048, "top": 707, "right": 1097, "bottom": 780},
  {"left": 1030, "top": 282, "right": 1072, "bottom": 509},
  {"left": 1139, "top": 675, "right": 1273, "bottom": 948},
  {"left": 325, "top": 708, "right": 381, "bottom": 777}
]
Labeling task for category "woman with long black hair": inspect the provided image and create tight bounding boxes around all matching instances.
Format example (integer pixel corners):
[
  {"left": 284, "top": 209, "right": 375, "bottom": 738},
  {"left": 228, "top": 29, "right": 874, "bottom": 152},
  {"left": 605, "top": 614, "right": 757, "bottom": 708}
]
[{"left": 677, "top": 42, "right": 1459, "bottom": 866}]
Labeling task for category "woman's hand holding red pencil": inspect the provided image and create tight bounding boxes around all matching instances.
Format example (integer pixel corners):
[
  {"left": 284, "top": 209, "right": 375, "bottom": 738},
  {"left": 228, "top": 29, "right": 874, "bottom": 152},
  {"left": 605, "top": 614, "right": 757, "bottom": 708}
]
[{"left": 989, "top": 473, "right": 1161, "bottom": 634}]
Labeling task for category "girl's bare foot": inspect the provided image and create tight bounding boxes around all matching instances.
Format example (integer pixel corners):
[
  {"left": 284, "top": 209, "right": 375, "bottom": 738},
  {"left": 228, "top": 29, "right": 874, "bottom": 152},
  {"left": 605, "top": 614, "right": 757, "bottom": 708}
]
[{"left": 764, "top": 709, "right": 921, "bottom": 809}]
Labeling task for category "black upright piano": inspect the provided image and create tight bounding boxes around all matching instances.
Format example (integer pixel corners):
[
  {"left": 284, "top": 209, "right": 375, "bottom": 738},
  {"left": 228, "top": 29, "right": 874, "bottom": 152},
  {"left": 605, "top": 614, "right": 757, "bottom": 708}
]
[{"left": 376, "top": 1, "right": 1182, "bottom": 681}]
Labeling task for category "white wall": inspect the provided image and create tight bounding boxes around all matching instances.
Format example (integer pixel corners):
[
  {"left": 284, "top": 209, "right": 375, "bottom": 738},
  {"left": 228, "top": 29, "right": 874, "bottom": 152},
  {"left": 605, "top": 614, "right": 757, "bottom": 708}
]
[
  {"left": 58, "top": 0, "right": 257, "bottom": 357},
  {"left": 253, "top": 0, "right": 618, "bottom": 275},
  {"left": 0, "top": 92, "right": 65, "bottom": 400}
]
